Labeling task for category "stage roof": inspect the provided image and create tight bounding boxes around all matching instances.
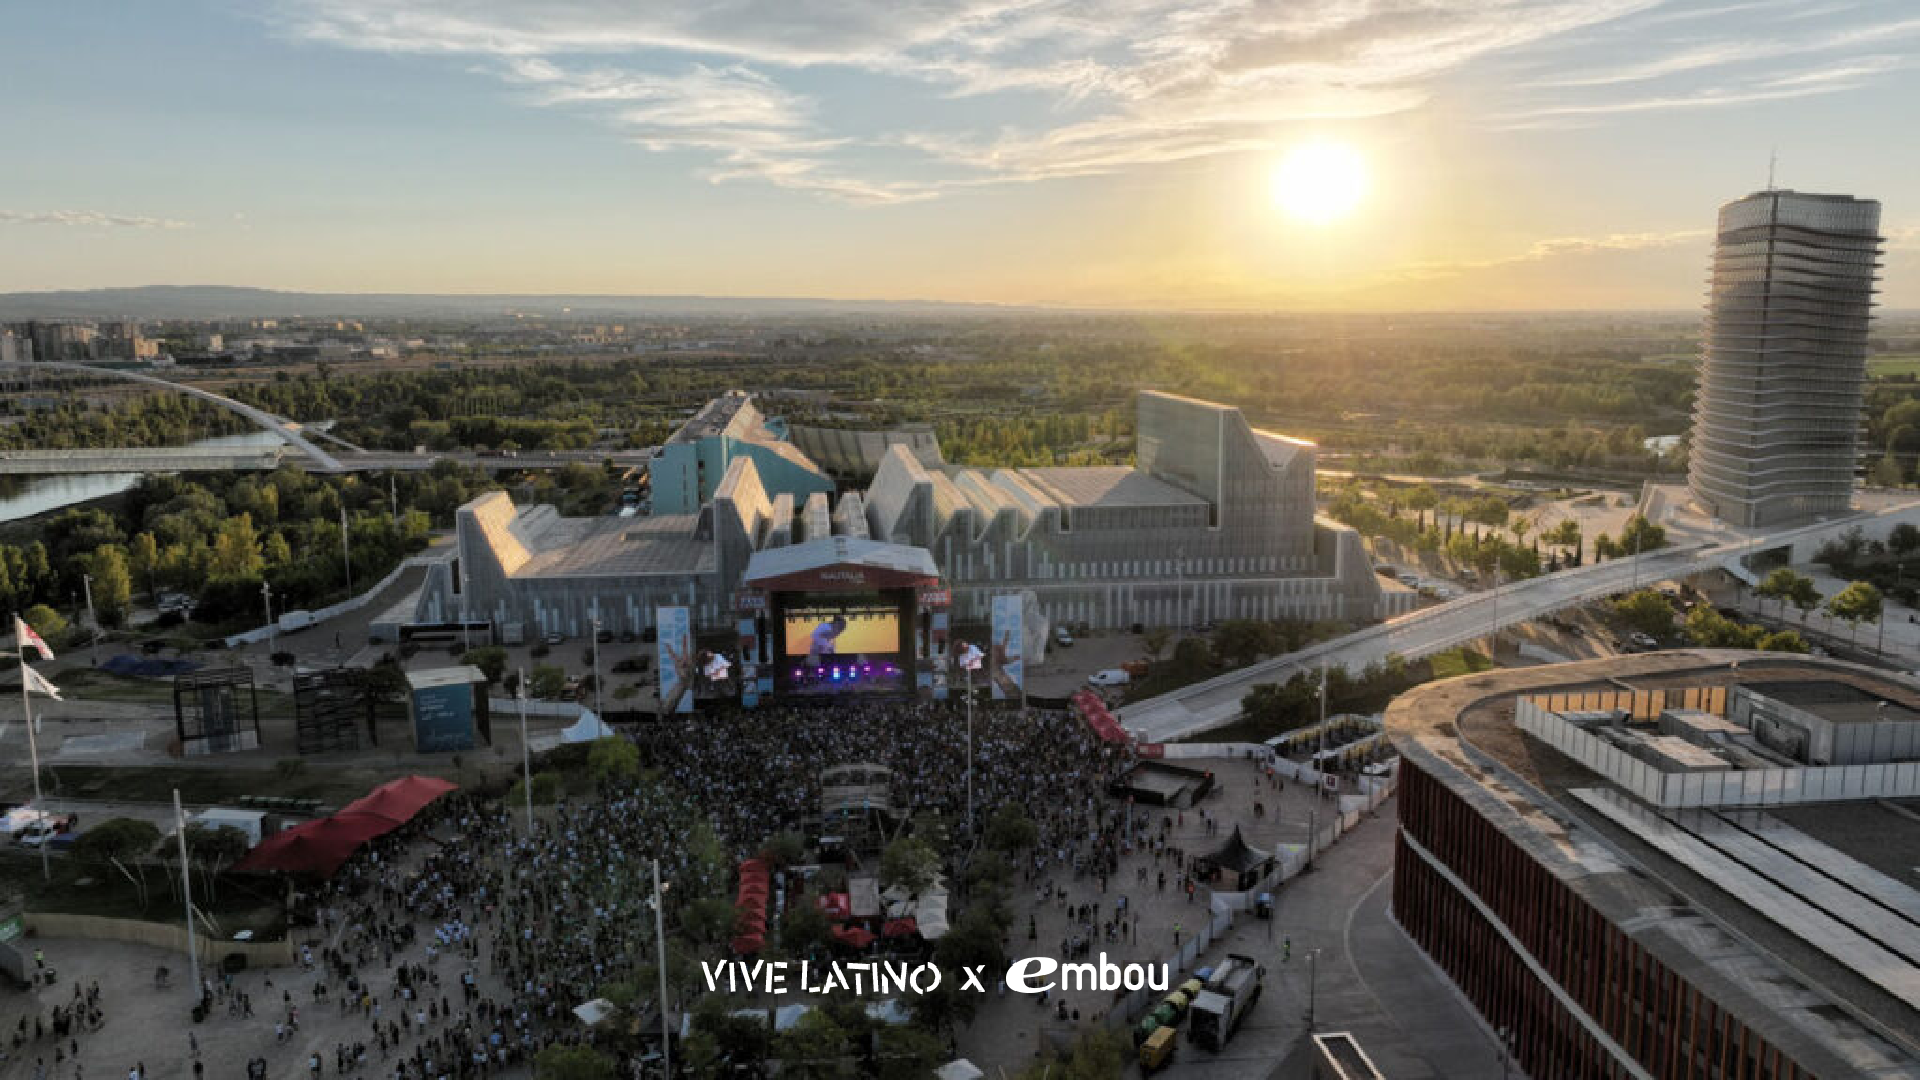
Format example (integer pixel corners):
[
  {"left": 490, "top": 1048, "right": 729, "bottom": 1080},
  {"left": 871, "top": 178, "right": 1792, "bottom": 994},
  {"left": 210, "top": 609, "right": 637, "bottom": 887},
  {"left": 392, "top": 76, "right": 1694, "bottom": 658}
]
[{"left": 743, "top": 536, "right": 940, "bottom": 589}]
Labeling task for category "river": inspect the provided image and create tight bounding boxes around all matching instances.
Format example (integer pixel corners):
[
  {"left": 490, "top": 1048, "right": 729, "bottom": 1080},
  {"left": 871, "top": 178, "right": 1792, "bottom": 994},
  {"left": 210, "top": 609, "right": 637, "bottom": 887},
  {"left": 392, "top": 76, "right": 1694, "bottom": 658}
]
[{"left": 0, "top": 430, "right": 289, "bottom": 522}]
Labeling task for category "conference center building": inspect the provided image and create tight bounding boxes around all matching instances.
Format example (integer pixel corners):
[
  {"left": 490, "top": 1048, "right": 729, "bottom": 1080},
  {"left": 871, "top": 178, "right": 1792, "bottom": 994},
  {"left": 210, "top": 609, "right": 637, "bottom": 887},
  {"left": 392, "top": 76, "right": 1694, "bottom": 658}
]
[
  {"left": 1387, "top": 652, "right": 1920, "bottom": 1080},
  {"left": 395, "top": 390, "right": 1391, "bottom": 684}
]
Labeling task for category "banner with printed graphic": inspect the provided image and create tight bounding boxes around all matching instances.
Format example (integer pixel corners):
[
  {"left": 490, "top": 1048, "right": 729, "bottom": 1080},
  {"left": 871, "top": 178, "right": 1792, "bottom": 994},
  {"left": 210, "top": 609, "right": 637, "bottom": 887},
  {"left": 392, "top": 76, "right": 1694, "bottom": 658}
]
[
  {"left": 657, "top": 606, "right": 694, "bottom": 715},
  {"left": 989, "top": 594, "right": 1024, "bottom": 701}
]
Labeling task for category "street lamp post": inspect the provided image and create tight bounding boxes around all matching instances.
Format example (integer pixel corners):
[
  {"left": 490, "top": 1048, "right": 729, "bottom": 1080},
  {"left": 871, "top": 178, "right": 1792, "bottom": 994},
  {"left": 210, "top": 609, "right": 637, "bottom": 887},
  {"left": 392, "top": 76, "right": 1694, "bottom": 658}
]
[
  {"left": 957, "top": 641, "right": 983, "bottom": 838},
  {"left": 461, "top": 568, "right": 472, "bottom": 653},
  {"left": 262, "top": 581, "right": 276, "bottom": 657},
  {"left": 339, "top": 501, "right": 353, "bottom": 597},
  {"left": 591, "top": 610, "right": 604, "bottom": 719},
  {"left": 174, "top": 789, "right": 200, "bottom": 1001},
  {"left": 517, "top": 669, "right": 534, "bottom": 836},
  {"left": 81, "top": 572, "right": 98, "bottom": 665},
  {"left": 1305, "top": 948, "right": 1322, "bottom": 1029},
  {"left": 652, "top": 858, "right": 672, "bottom": 1080}
]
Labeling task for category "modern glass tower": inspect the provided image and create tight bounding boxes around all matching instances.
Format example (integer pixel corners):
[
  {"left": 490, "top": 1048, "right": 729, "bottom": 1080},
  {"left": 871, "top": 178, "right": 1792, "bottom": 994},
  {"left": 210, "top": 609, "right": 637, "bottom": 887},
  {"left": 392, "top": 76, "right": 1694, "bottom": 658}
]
[{"left": 1688, "top": 190, "right": 1882, "bottom": 529}]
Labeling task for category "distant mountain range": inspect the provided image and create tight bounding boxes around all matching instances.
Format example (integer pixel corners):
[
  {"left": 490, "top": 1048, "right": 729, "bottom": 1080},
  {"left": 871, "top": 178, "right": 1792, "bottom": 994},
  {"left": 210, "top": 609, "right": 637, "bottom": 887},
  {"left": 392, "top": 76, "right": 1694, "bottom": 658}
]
[{"left": 0, "top": 285, "right": 1023, "bottom": 321}]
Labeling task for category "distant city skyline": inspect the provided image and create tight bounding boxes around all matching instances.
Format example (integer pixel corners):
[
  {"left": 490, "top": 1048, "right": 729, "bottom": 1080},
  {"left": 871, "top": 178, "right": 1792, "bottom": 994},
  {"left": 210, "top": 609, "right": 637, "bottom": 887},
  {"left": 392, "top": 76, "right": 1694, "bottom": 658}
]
[{"left": 3, "top": 0, "right": 1918, "bottom": 310}]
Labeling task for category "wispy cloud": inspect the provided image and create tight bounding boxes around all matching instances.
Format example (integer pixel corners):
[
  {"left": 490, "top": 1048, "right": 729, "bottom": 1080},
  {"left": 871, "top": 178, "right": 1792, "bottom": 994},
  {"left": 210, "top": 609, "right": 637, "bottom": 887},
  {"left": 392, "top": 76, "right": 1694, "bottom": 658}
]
[
  {"left": 1388, "top": 229, "right": 1710, "bottom": 281},
  {"left": 268, "top": 0, "right": 1910, "bottom": 201},
  {"left": 268, "top": 0, "right": 1671, "bottom": 200},
  {"left": 1500, "top": 54, "right": 1903, "bottom": 126},
  {"left": 0, "top": 210, "right": 188, "bottom": 229}
]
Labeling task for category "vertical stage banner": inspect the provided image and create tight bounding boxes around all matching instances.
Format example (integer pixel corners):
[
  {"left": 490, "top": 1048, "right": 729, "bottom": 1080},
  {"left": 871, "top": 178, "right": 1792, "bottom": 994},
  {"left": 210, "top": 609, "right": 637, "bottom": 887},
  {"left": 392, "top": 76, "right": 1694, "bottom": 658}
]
[
  {"left": 989, "top": 594, "right": 1024, "bottom": 701},
  {"left": 657, "top": 606, "right": 694, "bottom": 714}
]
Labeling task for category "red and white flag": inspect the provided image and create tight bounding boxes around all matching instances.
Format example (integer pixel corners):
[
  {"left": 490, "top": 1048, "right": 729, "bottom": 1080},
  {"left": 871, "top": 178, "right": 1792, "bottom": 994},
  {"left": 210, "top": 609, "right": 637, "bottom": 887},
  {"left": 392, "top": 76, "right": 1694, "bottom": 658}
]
[
  {"left": 21, "top": 665, "right": 61, "bottom": 701},
  {"left": 14, "top": 617, "right": 52, "bottom": 661}
]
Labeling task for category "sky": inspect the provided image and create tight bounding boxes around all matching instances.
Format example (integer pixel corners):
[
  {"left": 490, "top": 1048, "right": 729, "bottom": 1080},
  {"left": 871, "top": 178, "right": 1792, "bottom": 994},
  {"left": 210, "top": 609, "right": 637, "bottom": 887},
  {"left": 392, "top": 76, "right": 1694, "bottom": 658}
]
[{"left": 2, "top": 0, "right": 1917, "bottom": 310}]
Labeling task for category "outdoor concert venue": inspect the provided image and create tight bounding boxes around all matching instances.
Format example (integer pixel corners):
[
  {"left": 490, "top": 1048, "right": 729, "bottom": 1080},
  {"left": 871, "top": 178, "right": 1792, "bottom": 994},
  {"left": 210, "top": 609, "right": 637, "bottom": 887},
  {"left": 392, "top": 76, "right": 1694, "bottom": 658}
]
[{"left": 396, "top": 389, "right": 1391, "bottom": 698}]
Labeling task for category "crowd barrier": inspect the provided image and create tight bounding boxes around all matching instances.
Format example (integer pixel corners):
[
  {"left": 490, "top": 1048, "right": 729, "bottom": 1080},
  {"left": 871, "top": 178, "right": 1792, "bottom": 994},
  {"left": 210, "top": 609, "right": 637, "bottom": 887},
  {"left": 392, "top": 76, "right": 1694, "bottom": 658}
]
[{"left": 23, "top": 912, "right": 295, "bottom": 970}]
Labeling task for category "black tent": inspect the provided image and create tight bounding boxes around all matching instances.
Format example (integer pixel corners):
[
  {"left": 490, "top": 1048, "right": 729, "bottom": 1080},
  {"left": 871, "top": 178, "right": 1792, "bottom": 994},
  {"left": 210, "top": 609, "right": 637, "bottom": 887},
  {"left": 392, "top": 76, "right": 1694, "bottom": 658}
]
[{"left": 1201, "top": 825, "right": 1274, "bottom": 891}]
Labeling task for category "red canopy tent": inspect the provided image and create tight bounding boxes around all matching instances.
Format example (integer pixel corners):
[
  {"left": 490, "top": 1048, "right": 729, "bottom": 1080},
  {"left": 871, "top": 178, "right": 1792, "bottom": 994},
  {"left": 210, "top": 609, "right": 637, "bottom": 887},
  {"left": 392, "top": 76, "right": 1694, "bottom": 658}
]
[
  {"left": 340, "top": 775, "right": 458, "bottom": 825},
  {"left": 1072, "top": 691, "right": 1131, "bottom": 745},
  {"left": 880, "top": 918, "right": 918, "bottom": 939},
  {"left": 231, "top": 812, "right": 399, "bottom": 878},
  {"left": 733, "top": 859, "right": 772, "bottom": 954},
  {"left": 830, "top": 925, "right": 875, "bottom": 949}
]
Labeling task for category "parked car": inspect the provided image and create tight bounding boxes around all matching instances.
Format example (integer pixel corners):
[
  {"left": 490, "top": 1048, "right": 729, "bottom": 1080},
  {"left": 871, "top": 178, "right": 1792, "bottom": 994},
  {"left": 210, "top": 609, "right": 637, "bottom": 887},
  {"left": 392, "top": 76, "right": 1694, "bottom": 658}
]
[
  {"left": 1054, "top": 627, "right": 1075, "bottom": 648},
  {"left": 1629, "top": 631, "right": 1658, "bottom": 649},
  {"left": 1088, "top": 669, "right": 1131, "bottom": 687},
  {"left": 545, "top": 632, "right": 565, "bottom": 646}
]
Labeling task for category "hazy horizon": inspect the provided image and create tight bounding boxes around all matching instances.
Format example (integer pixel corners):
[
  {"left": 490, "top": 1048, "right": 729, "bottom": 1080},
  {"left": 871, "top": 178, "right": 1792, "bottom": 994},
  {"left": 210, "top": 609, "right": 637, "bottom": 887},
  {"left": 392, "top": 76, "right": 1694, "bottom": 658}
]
[{"left": 5, "top": 1, "right": 1917, "bottom": 310}]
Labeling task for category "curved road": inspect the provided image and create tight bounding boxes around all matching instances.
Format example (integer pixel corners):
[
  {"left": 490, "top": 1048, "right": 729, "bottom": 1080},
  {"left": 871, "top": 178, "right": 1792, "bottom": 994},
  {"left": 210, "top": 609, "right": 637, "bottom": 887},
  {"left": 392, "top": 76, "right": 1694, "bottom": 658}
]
[{"left": 1121, "top": 506, "right": 1920, "bottom": 742}]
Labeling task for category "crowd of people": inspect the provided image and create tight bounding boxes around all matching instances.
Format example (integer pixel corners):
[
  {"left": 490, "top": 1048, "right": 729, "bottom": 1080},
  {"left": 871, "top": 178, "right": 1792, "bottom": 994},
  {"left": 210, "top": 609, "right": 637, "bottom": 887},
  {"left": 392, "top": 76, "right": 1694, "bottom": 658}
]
[{"left": 3, "top": 693, "right": 1181, "bottom": 1080}]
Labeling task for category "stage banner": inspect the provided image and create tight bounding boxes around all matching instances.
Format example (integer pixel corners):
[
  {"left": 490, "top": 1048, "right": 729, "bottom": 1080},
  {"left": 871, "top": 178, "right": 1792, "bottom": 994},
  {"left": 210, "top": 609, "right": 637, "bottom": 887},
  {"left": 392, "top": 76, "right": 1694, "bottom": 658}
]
[
  {"left": 657, "top": 606, "right": 695, "bottom": 714},
  {"left": 990, "top": 594, "right": 1025, "bottom": 701}
]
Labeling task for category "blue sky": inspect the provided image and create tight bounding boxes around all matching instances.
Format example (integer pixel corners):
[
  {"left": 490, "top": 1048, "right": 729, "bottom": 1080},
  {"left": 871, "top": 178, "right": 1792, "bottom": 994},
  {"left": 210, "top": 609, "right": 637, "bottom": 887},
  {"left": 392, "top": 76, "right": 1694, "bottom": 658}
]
[{"left": 3, "top": 0, "right": 1916, "bottom": 309}]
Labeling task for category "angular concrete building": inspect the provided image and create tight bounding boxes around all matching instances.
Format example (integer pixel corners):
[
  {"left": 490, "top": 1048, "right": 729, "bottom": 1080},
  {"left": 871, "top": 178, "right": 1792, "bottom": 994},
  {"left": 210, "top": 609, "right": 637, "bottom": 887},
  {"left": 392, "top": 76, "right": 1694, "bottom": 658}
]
[
  {"left": 1688, "top": 190, "right": 1882, "bottom": 529},
  {"left": 402, "top": 390, "right": 1397, "bottom": 643}
]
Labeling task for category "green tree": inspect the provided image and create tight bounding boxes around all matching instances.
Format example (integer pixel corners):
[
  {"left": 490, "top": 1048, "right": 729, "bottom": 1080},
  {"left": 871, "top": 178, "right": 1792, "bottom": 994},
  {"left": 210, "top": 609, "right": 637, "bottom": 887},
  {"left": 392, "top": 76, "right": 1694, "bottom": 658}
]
[
  {"left": 71, "top": 817, "right": 160, "bottom": 864},
  {"left": 84, "top": 544, "right": 134, "bottom": 628},
  {"left": 21, "top": 604, "right": 70, "bottom": 648},
  {"left": 128, "top": 532, "right": 160, "bottom": 603},
  {"left": 507, "top": 771, "right": 563, "bottom": 807},
  {"left": 529, "top": 664, "right": 568, "bottom": 700},
  {"left": 586, "top": 738, "right": 640, "bottom": 784},
  {"left": 1619, "top": 513, "right": 1666, "bottom": 555},
  {"left": 774, "top": 1011, "right": 852, "bottom": 1080},
  {"left": 1611, "top": 590, "right": 1675, "bottom": 639},
  {"left": 877, "top": 1026, "right": 947, "bottom": 1080},
  {"left": 532, "top": 1044, "right": 616, "bottom": 1080},
  {"left": 208, "top": 513, "right": 266, "bottom": 580},
  {"left": 1685, "top": 605, "right": 1762, "bottom": 649},
  {"left": 1212, "top": 619, "right": 1281, "bottom": 668},
  {"left": 1757, "top": 629, "right": 1810, "bottom": 653},
  {"left": 881, "top": 835, "right": 941, "bottom": 894},
  {"left": 1787, "top": 574, "right": 1824, "bottom": 625},
  {"left": 1141, "top": 626, "right": 1171, "bottom": 661},
  {"left": 184, "top": 824, "right": 251, "bottom": 899},
  {"left": 780, "top": 899, "right": 832, "bottom": 959},
  {"left": 984, "top": 804, "right": 1038, "bottom": 852},
  {"left": 1757, "top": 567, "right": 1804, "bottom": 621},
  {"left": 1825, "top": 581, "right": 1883, "bottom": 646},
  {"left": 1892, "top": 522, "right": 1920, "bottom": 559},
  {"left": 460, "top": 645, "right": 508, "bottom": 686}
]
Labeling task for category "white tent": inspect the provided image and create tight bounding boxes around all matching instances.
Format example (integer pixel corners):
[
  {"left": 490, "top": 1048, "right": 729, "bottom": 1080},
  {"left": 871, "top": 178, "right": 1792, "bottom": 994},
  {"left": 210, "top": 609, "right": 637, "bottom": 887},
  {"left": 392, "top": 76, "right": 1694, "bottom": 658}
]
[
  {"left": 937, "top": 1060, "right": 984, "bottom": 1080},
  {"left": 572, "top": 998, "right": 616, "bottom": 1027},
  {"left": 561, "top": 711, "right": 615, "bottom": 743}
]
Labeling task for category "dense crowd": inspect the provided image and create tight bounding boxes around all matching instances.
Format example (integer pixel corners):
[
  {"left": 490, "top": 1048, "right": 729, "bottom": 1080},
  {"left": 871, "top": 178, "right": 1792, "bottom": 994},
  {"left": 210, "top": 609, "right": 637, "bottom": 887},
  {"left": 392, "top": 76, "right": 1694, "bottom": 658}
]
[{"left": 3, "top": 697, "right": 1155, "bottom": 1080}]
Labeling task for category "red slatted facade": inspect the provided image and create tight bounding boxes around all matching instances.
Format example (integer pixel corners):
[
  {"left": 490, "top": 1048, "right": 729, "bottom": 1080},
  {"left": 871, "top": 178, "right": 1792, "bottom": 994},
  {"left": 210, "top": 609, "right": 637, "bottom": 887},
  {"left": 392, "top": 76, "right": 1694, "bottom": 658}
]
[{"left": 1394, "top": 761, "right": 1813, "bottom": 1080}]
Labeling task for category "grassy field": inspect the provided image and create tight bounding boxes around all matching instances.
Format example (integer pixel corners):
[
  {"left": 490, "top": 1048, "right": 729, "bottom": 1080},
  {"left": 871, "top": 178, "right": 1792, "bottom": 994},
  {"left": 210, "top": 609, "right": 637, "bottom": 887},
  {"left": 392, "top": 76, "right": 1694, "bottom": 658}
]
[
  {"left": 1428, "top": 648, "right": 1493, "bottom": 681},
  {"left": 1869, "top": 355, "right": 1920, "bottom": 378}
]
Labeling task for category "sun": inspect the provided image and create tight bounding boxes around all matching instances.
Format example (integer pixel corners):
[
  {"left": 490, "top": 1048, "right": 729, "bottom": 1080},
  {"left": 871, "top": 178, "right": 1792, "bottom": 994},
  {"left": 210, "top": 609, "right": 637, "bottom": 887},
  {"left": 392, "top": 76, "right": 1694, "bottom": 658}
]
[{"left": 1271, "top": 142, "right": 1368, "bottom": 224}]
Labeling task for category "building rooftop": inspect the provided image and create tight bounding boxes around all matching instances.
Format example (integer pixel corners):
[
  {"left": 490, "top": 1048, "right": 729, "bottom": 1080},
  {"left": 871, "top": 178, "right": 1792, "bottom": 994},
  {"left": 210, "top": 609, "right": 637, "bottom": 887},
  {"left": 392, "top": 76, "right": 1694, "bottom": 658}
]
[
  {"left": 1745, "top": 679, "right": 1920, "bottom": 726},
  {"left": 666, "top": 391, "right": 755, "bottom": 445},
  {"left": 1387, "top": 651, "right": 1920, "bottom": 1076},
  {"left": 517, "top": 513, "right": 715, "bottom": 578},
  {"left": 1014, "top": 467, "right": 1205, "bottom": 510}
]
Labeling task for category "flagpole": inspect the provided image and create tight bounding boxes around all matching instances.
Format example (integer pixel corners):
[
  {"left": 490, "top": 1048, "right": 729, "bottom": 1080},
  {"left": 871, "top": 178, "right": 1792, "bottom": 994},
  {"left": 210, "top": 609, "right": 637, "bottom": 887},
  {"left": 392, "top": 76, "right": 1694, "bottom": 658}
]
[{"left": 20, "top": 641, "right": 48, "bottom": 881}]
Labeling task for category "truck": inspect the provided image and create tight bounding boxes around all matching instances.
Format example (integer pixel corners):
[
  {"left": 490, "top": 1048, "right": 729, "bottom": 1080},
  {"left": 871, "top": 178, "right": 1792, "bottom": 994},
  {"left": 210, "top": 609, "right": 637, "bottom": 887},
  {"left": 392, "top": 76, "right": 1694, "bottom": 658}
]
[{"left": 1188, "top": 953, "right": 1263, "bottom": 1051}]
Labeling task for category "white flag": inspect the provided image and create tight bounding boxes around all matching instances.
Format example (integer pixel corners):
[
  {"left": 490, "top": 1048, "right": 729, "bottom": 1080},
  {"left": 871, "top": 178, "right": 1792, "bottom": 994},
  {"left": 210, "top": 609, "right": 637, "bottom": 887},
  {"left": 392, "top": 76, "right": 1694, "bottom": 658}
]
[
  {"left": 22, "top": 665, "right": 62, "bottom": 701},
  {"left": 14, "top": 617, "right": 52, "bottom": 661}
]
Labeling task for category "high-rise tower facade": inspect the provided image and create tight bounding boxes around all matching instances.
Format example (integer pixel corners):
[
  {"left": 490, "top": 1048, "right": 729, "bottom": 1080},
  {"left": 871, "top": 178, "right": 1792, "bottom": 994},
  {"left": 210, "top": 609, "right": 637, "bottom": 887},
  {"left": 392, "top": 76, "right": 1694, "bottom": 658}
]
[{"left": 1688, "top": 190, "right": 1882, "bottom": 529}]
